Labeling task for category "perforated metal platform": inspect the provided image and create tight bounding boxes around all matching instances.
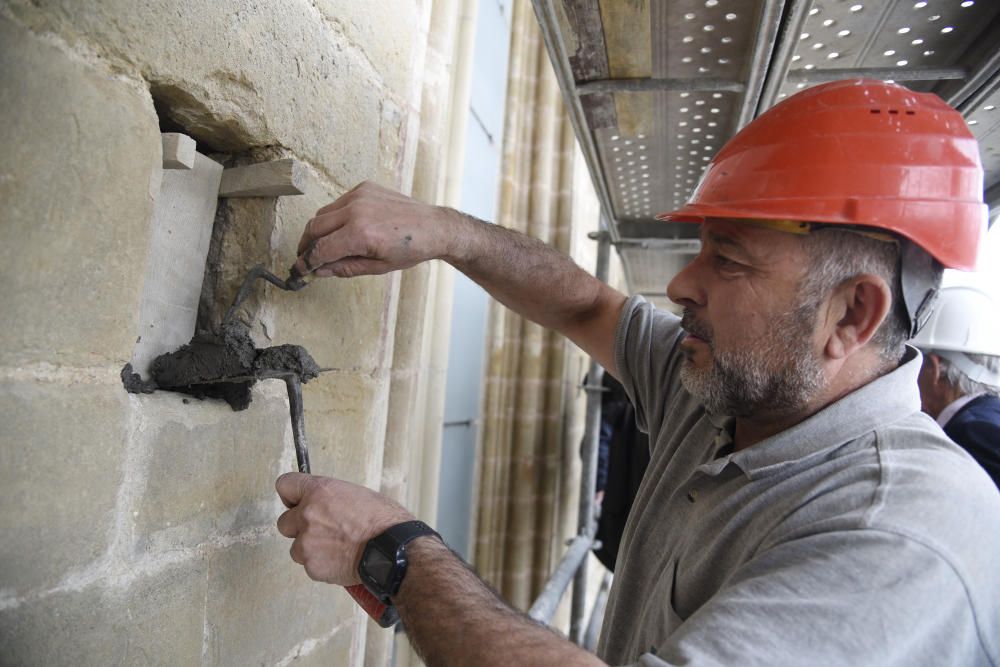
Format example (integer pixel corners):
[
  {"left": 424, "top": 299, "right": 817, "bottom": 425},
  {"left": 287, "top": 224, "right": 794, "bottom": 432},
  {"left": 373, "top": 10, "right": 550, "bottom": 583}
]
[{"left": 533, "top": 0, "right": 1000, "bottom": 297}]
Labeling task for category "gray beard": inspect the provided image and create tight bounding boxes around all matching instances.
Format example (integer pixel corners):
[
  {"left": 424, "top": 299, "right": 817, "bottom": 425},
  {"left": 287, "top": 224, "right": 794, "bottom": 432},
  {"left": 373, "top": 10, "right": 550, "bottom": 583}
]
[{"left": 679, "top": 302, "right": 826, "bottom": 418}]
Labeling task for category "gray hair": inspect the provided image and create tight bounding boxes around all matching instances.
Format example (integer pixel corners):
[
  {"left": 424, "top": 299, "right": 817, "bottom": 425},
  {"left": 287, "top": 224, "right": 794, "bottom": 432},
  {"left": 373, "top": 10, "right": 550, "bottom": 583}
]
[
  {"left": 939, "top": 352, "right": 1000, "bottom": 397},
  {"left": 799, "top": 228, "right": 938, "bottom": 367}
]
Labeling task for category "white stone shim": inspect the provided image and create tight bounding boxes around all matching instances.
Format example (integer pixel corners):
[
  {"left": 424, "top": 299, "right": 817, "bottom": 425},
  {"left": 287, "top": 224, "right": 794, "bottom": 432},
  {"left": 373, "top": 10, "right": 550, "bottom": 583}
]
[
  {"left": 161, "top": 132, "right": 196, "bottom": 170},
  {"left": 130, "top": 151, "right": 224, "bottom": 377}
]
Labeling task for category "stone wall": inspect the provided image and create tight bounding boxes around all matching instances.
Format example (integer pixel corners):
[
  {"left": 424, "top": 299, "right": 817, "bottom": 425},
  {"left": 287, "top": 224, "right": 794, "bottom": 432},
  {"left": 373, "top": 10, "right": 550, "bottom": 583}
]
[{"left": 0, "top": 1, "right": 462, "bottom": 664}]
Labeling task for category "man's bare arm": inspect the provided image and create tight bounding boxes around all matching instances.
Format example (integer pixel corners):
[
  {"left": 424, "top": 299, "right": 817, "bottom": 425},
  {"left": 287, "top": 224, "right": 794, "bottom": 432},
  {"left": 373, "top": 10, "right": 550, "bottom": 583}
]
[
  {"left": 292, "top": 182, "right": 626, "bottom": 373},
  {"left": 397, "top": 537, "right": 604, "bottom": 667},
  {"left": 275, "top": 473, "right": 605, "bottom": 666},
  {"left": 444, "top": 212, "right": 626, "bottom": 374}
]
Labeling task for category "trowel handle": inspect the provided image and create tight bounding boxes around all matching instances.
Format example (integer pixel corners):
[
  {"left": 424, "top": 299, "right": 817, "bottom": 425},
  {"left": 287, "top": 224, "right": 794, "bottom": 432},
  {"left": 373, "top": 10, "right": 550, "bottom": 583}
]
[
  {"left": 283, "top": 376, "right": 398, "bottom": 627},
  {"left": 347, "top": 584, "right": 400, "bottom": 627},
  {"left": 292, "top": 468, "right": 396, "bottom": 626}
]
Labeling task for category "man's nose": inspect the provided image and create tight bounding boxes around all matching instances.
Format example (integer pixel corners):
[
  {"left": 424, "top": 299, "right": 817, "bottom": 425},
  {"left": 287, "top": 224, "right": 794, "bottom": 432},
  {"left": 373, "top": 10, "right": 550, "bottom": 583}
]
[{"left": 667, "top": 252, "right": 706, "bottom": 309}]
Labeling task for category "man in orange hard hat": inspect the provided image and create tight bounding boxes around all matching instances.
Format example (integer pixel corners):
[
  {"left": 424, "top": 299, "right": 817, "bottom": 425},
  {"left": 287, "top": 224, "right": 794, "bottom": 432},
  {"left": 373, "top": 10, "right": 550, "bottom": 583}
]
[{"left": 273, "top": 80, "right": 1000, "bottom": 665}]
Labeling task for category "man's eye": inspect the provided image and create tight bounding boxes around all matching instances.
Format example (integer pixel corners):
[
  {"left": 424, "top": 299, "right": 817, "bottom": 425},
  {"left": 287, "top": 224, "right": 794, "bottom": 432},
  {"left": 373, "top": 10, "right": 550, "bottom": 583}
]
[{"left": 714, "top": 254, "right": 739, "bottom": 268}]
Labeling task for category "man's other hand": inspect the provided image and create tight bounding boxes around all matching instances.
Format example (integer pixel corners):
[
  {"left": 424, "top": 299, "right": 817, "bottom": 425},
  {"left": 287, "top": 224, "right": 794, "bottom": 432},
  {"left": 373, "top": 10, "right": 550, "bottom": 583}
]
[
  {"left": 275, "top": 472, "right": 414, "bottom": 585},
  {"left": 292, "top": 181, "right": 457, "bottom": 279}
]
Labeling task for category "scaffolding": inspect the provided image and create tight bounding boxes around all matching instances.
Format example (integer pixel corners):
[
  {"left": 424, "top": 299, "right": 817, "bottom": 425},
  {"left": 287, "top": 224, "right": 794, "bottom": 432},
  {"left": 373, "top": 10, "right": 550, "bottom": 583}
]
[{"left": 527, "top": 227, "right": 612, "bottom": 646}]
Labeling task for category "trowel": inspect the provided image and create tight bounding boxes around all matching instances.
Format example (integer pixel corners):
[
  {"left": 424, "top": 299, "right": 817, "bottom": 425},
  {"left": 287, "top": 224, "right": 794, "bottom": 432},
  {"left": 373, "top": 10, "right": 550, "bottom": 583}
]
[
  {"left": 122, "top": 263, "right": 400, "bottom": 627},
  {"left": 222, "top": 263, "right": 314, "bottom": 325}
]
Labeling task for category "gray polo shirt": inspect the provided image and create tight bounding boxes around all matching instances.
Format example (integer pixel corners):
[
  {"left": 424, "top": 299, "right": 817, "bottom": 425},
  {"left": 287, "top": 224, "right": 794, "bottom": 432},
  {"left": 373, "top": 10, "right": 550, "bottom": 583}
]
[{"left": 598, "top": 296, "right": 1000, "bottom": 667}]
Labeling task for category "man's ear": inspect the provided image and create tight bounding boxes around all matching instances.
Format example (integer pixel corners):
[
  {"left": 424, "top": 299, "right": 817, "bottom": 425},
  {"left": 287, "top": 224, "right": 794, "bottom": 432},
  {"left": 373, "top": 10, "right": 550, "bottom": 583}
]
[
  {"left": 926, "top": 352, "right": 943, "bottom": 384},
  {"left": 824, "top": 274, "right": 892, "bottom": 360}
]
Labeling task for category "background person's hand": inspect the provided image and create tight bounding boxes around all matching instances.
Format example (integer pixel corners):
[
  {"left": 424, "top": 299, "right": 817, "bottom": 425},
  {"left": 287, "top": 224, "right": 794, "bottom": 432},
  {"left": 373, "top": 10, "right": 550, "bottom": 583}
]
[
  {"left": 275, "top": 472, "right": 414, "bottom": 585},
  {"left": 292, "top": 181, "right": 458, "bottom": 279}
]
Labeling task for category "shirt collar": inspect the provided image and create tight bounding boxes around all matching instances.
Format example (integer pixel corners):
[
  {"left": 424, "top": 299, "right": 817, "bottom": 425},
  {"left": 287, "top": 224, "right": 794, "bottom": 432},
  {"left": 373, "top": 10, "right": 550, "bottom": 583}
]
[
  {"left": 722, "top": 345, "right": 924, "bottom": 480},
  {"left": 937, "top": 392, "right": 987, "bottom": 428}
]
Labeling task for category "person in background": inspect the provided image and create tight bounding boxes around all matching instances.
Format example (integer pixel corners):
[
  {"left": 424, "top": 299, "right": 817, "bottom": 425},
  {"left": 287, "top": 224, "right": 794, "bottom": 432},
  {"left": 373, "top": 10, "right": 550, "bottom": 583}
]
[
  {"left": 913, "top": 285, "right": 1000, "bottom": 489},
  {"left": 592, "top": 372, "right": 649, "bottom": 572}
]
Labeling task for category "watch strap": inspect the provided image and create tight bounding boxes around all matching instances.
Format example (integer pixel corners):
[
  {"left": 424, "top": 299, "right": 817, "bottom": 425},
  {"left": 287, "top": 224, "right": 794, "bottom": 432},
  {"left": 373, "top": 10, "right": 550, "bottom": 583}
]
[
  {"left": 377, "top": 520, "right": 441, "bottom": 549},
  {"left": 360, "top": 520, "right": 442, "bottom": 605}
]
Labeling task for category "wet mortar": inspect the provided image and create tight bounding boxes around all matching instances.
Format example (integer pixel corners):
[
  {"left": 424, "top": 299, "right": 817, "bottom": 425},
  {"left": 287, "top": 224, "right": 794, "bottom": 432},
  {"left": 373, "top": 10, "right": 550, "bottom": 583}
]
[{"left": 121, "top": 319, "right": 320, "bottom": 410}]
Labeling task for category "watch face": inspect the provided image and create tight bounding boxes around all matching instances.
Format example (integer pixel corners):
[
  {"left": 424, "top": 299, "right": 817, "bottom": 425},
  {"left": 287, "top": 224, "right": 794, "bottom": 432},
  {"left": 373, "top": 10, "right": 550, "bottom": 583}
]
[{"left": 363, "top": 546, "right": 395, "bottom": 589}]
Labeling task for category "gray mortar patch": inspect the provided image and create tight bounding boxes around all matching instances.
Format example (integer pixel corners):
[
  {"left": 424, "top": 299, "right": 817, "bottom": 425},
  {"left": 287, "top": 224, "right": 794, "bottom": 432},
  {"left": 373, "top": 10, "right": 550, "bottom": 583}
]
[{"left": 121, "top": 321, "right": 320, "bottom": 411}]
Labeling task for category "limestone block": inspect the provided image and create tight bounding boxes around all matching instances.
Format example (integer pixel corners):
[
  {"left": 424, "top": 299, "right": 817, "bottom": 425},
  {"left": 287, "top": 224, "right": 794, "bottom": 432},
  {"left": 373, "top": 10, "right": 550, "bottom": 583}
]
[
  {"left": 204, "top": 535, "right": 356, "bottom": 664},
  {"left": 130, "top": 150, "right": 224, "bottom": 377},
  {"left": 131, "top": 387, "right": 293, "bottom": 553},
  {"left": 377, "top": 96, "right": 413, "bottom": 190},
  {"left": 6, "top": 0, "right": 401, "bottom": 189},
  {"left": 266, "top": 269, "right": 397, "bottom": 375},
  {"left": 303, "top": 371, "right": 391, "bottom": 488},
  {"left": 0, "top": 379, "right": 127, "bottom": 596},
  {"left": 287, "top": 622, "right": 364, "bottom": 667},
  {"left": 219, "top": 158, "right": 306, "bottom": 197},
  {"left": 0, "top": 16, "right": 160, "bottom": 367},
  {"left": 268, "top": 173, "right": 399, "bottom": 374},
  {"left": 162, "top": 132, "right": 197, "bottom": 169},
  {"left": 313, "top": 0, "right": 423, "bottom": 101},
  {"left": 0, "top": 561, "right": 207, "bottom": 665}
]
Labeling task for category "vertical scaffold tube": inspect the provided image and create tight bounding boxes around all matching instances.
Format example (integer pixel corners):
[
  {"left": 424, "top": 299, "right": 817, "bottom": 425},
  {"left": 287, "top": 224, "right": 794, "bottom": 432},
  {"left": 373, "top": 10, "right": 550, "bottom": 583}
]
[{"left": 570, "top": 227, "right": 611, "bottom": 644}]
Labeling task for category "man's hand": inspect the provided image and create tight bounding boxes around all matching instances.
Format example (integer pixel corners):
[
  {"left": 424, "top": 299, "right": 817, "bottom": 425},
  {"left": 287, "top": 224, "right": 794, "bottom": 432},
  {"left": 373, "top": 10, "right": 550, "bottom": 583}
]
[
  {"left": 292, "top": 181, "right": 458, "bottom": 279},
  {"left": 275, "top": 473, "right": 606, "bottom": 666},
  {"left": 293, "top": 180, "right": 626, "bottom": 376},
  {"left": 275, "top": 472, "right": 413, "bottom": 585}
]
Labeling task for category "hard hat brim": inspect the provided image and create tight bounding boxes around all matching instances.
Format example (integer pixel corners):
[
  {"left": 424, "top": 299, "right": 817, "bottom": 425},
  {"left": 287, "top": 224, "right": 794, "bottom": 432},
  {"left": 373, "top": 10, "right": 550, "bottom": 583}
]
[{"left": 656, "top": 200, "right": 986, "bottom": 272}]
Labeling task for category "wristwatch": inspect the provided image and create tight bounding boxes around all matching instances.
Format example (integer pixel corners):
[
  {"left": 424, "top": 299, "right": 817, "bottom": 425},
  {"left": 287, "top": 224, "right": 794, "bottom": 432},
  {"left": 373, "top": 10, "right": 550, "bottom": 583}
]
[{"left": 358, "top": 520, "right": 441, "bottom": 604}]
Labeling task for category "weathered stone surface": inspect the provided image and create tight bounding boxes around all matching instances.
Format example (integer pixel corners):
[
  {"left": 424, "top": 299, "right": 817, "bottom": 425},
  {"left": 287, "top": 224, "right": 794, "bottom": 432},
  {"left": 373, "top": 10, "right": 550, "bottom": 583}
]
[
  {"left": 0, "top": 3, "right": 436, "bottom": 666},
  {"left": 287, "top": 621, "right": 365, "bottom": 667},
  {"left": 6, "top": 0, "right": 403, "bottom": 189},
  {"left": 0, "top": 561, "right": 207, "bottom": 666},
  {"left": 377, "top": 96, "right": 412, "bottom": 189},
  {"left": 131, "top": 387, "right": 292, "bottom": 554},
  {"left": 0, "top": 379, "right": 127, "bottom": 596},
  {"left": 313, "top": 0, "right": 423, "bottom": 102},
  {"left": 268, "top": 171, "right": 399, "bottom": 376},
  {"left": 204, "top": 535, "right": 355, "bottom": 664},
  {"left": 0, "top": 16, "right": 160, "bottom": 367},
  {"left": 301, "top": 371, "right": 392, "bottom": 487}
]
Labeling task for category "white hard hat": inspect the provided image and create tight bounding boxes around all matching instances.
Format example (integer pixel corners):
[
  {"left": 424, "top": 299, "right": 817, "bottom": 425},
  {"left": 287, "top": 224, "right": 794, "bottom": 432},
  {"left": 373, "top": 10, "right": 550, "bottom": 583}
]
[{"left": 911, "top": 285, "right": 1000, "bottom": 385}]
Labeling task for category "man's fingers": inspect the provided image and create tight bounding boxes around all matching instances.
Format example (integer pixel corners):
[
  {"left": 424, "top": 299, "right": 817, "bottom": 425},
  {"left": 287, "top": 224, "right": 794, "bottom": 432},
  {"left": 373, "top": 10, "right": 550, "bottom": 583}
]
[
  {"left": 297, "top": 207, "right": 351, "bottom": 256},
  {"left": 276, "top": 508, "right": 300, "bottom": 537},
  {"left": 289, "top": 540, "right": 305, "bottom": 565},
  {"left": 293, "top": 229, "right": 369, "bottom": 278},
  {"left": 276, "top": 471, "right": 313, "bottom": 508},
  {"left": 314, "top": 257, "right": 395, "bottom": 279}
]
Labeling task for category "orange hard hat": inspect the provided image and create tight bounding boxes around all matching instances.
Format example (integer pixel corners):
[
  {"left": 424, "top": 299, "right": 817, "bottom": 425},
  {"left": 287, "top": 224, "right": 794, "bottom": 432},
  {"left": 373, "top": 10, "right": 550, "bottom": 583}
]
[{"left": 658, "top": 79, "right": 987, "bottom": 271}]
